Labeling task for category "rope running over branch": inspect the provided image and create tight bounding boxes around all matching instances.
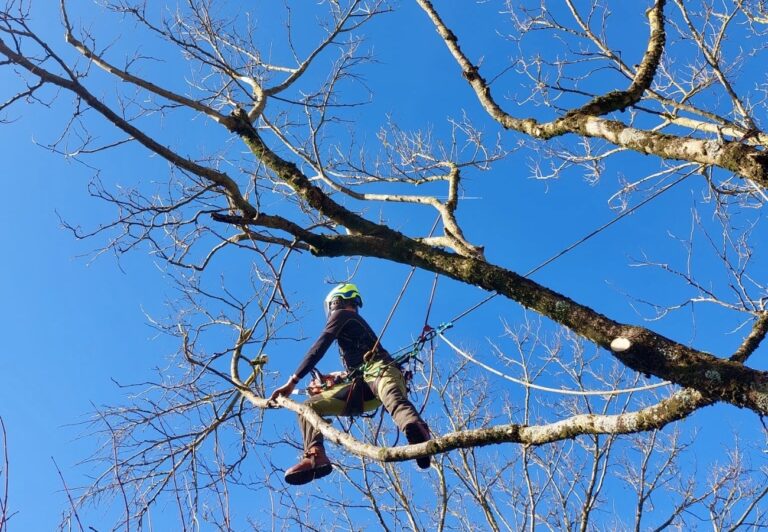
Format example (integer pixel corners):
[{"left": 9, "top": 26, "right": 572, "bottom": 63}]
[{"left": 438, "top": 332, "right": 672, "bottom": 397}]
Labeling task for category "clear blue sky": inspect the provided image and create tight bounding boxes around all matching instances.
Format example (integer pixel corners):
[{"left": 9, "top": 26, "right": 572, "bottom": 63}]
[{"left": 1, "top": 1, "right": 765, "bottom": 529}]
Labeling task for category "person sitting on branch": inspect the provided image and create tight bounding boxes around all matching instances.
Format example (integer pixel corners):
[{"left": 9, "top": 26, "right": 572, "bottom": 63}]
[{"left": 269, "top": 283, "right": 432, "bottom": 486}]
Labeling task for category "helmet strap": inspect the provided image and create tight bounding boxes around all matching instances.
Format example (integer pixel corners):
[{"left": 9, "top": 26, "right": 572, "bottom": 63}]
[{"left": 329, "top": 297, "right": 358, "bottom": 312}]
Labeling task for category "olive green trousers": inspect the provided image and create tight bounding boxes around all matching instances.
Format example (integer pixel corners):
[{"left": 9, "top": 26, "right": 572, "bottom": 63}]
[{"left": 299, "top": 360, "right": 424, "bottom": 452}]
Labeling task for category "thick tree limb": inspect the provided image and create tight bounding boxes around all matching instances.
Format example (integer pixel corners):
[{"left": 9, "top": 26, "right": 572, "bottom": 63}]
[
  {"left": 567, "top": 0, "right": 667, "bottom": 117},
  {"left": 210, "top": 212, "right": 316, "bottom": 245},
  {"left": 244, "top": 388, "right": 709, "bottom": 461},
  {"left": 416, "top": 0, "right": 768, "bottom": 190},
  {"left": 415, "top": 0, "right": 665, "bottom": 122}
]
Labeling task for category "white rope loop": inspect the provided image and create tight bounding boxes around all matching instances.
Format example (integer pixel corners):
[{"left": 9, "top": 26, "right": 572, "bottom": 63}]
[{"left": 437, "top": 332, "right": 672, "bottom": 397}]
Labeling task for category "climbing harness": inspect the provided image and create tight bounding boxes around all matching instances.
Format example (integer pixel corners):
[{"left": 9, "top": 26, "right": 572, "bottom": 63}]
[{"left": 298, "top": 217, "right": 442, "bottom": 404}]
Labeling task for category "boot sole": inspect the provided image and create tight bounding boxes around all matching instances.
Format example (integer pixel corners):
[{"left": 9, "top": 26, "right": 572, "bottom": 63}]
[{"left": 284, "top": 463, "right": 333, "bottom": 485}]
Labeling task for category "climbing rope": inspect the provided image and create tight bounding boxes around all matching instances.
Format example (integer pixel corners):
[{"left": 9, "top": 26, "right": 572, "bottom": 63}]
[
  {"left": 314, "top": 172, "right": 694, "bottom": 397},
  {"left": 438, "top": 331, "right": 672, "bottom": 396},
  {"left": 416, "top": 272, "right": 440, "bottom": 414},
  {"left": 447, "top": 169, "right": 696, "bottom": 326},
  {"left": 385, "top": 170, "right": 695, "bottom": 394},
  {"left": 369, "top": 215, "right": 442, "bottom": 355},
  {"left": 369, "top": 264, "right": 418, "bottom": 357}
]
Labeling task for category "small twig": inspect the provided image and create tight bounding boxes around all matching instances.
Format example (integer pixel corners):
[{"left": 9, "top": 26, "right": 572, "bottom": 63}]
[
  {"left": 0, "top": 417, "right": 8, "bottom": 532},
  {"left": 90, "top": 404, "right": 130, "bottom": 531},
  {"left": 52, "top": 457, "right": 85, "bottom": 532}
]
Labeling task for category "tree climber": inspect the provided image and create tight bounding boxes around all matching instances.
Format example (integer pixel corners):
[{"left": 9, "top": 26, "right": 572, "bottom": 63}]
[{"left": 269, "top": 283, "right": 432, "bottom": 485}]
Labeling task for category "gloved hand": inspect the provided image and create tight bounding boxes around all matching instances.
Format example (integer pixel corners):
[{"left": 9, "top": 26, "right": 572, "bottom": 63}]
[{"left": 268, "top": 374, "right": 299, "bottom": 403}]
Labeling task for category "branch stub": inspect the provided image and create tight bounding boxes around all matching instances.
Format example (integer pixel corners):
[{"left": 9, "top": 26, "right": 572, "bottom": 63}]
[{"left": 610, "top": 337, "right": 632, "bottom": 352}]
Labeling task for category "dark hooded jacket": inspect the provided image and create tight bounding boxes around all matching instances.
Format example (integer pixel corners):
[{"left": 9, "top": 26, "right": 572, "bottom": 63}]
[{"left": 294, "top": 309, "right": 390, "bottom": 379}]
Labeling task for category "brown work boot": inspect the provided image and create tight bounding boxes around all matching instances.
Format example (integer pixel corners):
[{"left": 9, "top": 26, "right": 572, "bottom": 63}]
[
  {"left": 404, "top": 421, "right": 432, "bottom": 469},
  {"left": 284, "top": 446, "right": 333, "bottom": 485}
]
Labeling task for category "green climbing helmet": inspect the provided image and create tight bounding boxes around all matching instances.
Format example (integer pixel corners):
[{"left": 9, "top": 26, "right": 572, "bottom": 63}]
[{"left": 325, "top": 283, "right": 363, "bottom": 313}]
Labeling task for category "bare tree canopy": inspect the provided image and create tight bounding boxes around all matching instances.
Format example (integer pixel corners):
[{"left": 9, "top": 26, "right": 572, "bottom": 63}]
[{"left": 1, "top": 0, "right": 767, "bottom": 529}]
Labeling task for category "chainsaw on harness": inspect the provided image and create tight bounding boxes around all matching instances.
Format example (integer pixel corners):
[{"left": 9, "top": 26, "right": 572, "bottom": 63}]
[{"left": 306, "top": 368, "right": 347, "bottom": 396}]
